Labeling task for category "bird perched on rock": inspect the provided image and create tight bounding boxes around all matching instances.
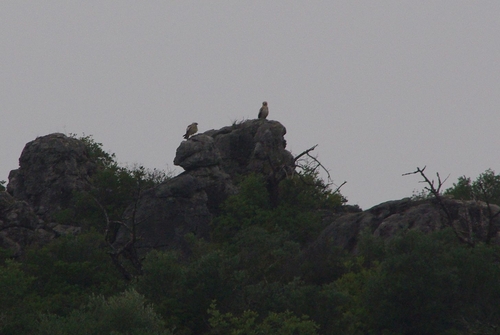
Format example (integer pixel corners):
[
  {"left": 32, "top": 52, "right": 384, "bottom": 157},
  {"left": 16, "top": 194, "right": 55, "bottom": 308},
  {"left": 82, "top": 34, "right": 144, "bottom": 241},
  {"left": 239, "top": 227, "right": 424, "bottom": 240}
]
[
  {"left": 258, "top": 101, "right": 269, "bottom": 119},
  {"left": 183, "top": 122, "right": 198, "bottom": 139}
]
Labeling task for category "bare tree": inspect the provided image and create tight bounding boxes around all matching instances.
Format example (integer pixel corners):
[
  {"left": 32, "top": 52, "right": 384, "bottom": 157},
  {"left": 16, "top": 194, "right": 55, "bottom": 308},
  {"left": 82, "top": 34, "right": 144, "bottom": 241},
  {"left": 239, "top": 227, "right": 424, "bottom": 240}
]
[
  {"left": 91, "top": 194, "right": 143, "bottom": 281},
  {"left": 404, "top": 166, "right": 500, "bottom": 246},
  {"left": 403, "top": 166, "right": 476, "bottom": 246},
  {"left": 293, "top": 145, "right": 346, "bottom": 197}
]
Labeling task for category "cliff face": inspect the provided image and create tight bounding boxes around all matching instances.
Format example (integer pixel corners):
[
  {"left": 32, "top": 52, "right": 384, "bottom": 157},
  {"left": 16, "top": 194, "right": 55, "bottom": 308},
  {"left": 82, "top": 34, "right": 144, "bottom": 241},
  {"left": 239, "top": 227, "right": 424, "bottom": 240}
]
[
  {"left": 2, "top": 133, "right": 91, "bottom": 255},
  {"left": 7, "top": 133, "right": 96, "bottom": 220},
  {"left": 112, "top": 119, "right": 295, "bottom": 252},
  {"left": 1, "top": 120, "right": 295, "bottom": 255}
]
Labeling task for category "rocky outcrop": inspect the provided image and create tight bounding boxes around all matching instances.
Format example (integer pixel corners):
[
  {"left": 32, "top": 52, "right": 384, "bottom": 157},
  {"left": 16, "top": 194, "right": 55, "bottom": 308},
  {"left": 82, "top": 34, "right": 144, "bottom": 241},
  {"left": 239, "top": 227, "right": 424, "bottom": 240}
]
[
  {"left": 113, "top": 119, "right": 295, "bottom": 252},
  {"left": 2, "top": 122, "right": 294, "bottom": 256},
  {"left": 0, "top": 191, "right": 52, "bottom": 257},
  {"left": 0, "top": 188, "right": 82, "bottom": 256},
  {"left": 176, "top": 120, "right": 293, "bottom": 177},
  {"left": 3, "top": 123, "right": 500, "bottom": 260},
  {"left": 1, "top": 133, "right": 93, "bottom": 255},
  {"left": 309, "top": 197, "right": 500, "bottom": 254},
  {"left": 7, "top": 133, "right": 96, "bottom": 220}
]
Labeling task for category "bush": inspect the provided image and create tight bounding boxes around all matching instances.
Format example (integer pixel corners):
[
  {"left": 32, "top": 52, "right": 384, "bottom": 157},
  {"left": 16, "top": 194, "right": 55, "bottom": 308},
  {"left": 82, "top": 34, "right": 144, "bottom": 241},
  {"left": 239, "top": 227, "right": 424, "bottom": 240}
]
[
  {"left": 208, "top": 301, "right": 319, "bottom": 335},
  {"left": 136, "top": 248, "right": 242, "bottom": 334},
  {"left": 37, "top": 289, "right": 171, "bottom": 335},
  {"left": 335, "top": 229, "right": 500, "bottom": 334},
  {"left": 445, "top": 169, "right": 500, "bottom": 205},
  {"left": 56, "top": 134, "right": 171, "bottom": 231}
]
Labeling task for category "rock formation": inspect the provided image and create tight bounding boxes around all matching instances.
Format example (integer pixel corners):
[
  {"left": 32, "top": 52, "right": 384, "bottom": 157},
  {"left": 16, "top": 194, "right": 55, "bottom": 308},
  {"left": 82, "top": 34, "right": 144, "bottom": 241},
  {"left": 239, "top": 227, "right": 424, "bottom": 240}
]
[
  {"left": 0, "top": 191, "right": 47, "bottom": 257},
  {"left": 2, "top": 133, "right": 92, "bottom": 255},
  {"left": 112, "top": 119, "right": 295, "bottom": 252},
  {"left": 308, "top": 197, "right": 500, "bottom": 256},
  {"left": 7, "top": 133, "right": 96, "bottom": 220},
  {"left": 3, "top": 122, "right": 500, "bottom": 260}
]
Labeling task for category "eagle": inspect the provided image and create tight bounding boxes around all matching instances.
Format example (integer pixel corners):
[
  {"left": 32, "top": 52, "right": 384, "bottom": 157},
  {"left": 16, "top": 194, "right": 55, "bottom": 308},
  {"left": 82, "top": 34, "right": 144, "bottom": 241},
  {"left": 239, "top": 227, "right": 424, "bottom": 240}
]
[
  {"left": 183, "top": 122, "right": 198, "bottom": 139},
  {"left": 258, "top": 101, "right": 269, "bottom": 119}
]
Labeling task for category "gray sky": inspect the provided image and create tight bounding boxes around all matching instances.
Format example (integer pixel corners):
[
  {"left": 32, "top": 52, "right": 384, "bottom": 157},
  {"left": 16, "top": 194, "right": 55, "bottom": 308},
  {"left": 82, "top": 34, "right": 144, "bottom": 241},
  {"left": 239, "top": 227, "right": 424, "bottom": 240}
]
[{"left": 1, "top": 2, "right": 499, "bottom": 209}]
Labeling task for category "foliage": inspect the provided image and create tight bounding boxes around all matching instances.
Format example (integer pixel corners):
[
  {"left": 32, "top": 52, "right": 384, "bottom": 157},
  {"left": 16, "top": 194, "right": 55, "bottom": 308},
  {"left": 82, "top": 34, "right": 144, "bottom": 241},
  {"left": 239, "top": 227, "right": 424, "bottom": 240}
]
[
  {"left": 56, "top": 134, "right": 171, "bottom": 231},
  {"left": 0, "top": 260, "right": 38, "bottom": 335},
  {"left": 4, "top": 135, "right": 500, "bottom": 335},
  {"left": 132, "top": 170, "right": 350, "bottom": 333},
  {"left": 411, "top": 187, "right": 433, "bottom": 201},
  {"left": 208, "top": 301, "right": 319, "bottom": 335},
  {"left": 1, "top": 232, "right": 126, "bottom": 333},
  {"left": 335, "top": 229, "right": 500, "bottom": 334},
  {"left": 0, "top": 232, "right": 127, "bottom": 334},
  {"left": 213, "top": 171, "right": 342, "bottom": 246},
  {"left": 445, "top": 169, "right": 500, "bottom": 205},
  {"left": 23, "top": 231, "right": 124, "bottom": 296},
  {"left": 37, "top": 289, "right": 172, "bottom": 335},
  {"left": 0, "top": 259, "right": 34, "bottom": 311},
  {"left": 289, "top": 158, "right": 346, "bottom": 209},
  {"left": 136, "top": 247, "right": 243, "bottom": 334}
]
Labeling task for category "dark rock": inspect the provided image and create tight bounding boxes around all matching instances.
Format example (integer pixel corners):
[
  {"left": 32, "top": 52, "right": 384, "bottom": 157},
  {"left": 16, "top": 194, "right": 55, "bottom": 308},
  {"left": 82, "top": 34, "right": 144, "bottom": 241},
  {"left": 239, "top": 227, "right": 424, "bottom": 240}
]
[
  {"left": 0, "top": 191, "right": 54, "bottom": 256},
  {"left": 113, "top": 167, "right": 237, "bottom": 253},
  {"left": 209, "top": 119, "right": 293, "bottom": 178},
  {"left": 310, "top": 197, "right": 500, "bottom": 254},
  {"left": 2, "top": 133, "right": 93, "bottom": 255},
  {"left": 113, "top": 180, "right": 212, "bottom": 253},
  {"left": 7, "top": 133, "right": 95, "bottom": 220},
  {"left": 174, "top": 135, "right": 221, "bottom": 170},
  {"left": 113, "top": 120, "right": 294, "bottom": 253},
  {"left": 51, "top": 224, "right": 82, "bottom": 237}
]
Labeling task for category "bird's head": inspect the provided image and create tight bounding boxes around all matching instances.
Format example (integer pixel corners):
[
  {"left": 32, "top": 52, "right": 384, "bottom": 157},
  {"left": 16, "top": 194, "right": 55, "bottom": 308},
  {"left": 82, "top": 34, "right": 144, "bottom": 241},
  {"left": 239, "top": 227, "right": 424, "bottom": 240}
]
[{"left": 262, "top": 101, "right": 267, "bottom": 106}]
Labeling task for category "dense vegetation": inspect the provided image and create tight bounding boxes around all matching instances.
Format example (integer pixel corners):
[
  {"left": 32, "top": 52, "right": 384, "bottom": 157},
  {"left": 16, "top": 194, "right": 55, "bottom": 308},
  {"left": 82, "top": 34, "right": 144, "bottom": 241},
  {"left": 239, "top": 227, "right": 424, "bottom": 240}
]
[{"left": 1, "top": 138, "right": 500, "bottom": 334}]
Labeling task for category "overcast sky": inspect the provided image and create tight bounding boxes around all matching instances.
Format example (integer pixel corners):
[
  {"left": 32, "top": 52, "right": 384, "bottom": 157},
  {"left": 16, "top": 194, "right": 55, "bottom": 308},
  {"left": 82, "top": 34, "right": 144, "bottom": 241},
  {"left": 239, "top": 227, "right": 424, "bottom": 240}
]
[{"left": 1, "top": 2, "right": 499, "bottom": 209}]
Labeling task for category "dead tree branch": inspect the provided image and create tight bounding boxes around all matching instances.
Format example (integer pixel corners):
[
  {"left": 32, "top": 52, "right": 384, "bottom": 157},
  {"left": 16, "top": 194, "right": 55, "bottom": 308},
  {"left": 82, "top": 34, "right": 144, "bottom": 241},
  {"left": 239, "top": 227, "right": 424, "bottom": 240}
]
[
  {"left": 404, "top": 166, "right": 474, "bottom": 246},
  {"left": 294, "top": 144, "right": 318, "bottom": 163},
  {"left": 333, "top": 181, "right": 347, "bottom": 195},
  {"left": 292, "top": 145, "right": 347, "bottom": 204},
  {"left": 402, "top": 166, "right": 449, "bottom": 197},
  {"left": 91, "top": 193, "right": 144, "bottom": 280},
  {"left": 294, "top": 144, "right": 332, "bottom": 182}
]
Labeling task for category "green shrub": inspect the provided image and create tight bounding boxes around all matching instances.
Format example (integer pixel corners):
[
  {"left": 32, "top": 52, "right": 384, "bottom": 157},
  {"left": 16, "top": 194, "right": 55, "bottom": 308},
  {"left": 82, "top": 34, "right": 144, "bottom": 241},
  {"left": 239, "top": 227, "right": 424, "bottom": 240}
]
[
  {"left": 24, "top": 232, "right": 123, "bottom": 292},
  {"left": 37, "top": 289, "right": 171, "bottom": 335},
  {"left": 445, "top": 169, "right": 500, "bottom": 205},
  {"left": 208, "top": 301, "right": 319, "bottom": 335},
  {"left": 335, "top": 229, "right": 500, "bottom": 334}
]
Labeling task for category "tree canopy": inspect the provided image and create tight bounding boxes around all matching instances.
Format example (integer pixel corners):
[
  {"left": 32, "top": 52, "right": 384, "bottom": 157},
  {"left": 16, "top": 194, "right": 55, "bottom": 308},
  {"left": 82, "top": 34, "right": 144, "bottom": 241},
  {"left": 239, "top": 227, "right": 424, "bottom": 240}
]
[{"left": 1, "top": 137, "right": 499, "bottom": 335}]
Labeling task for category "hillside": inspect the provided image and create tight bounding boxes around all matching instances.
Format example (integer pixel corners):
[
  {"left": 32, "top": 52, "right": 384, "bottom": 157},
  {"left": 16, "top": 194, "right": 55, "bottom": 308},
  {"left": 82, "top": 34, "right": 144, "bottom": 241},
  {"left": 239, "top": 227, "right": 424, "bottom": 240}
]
[{"left": 1, "top": 120, "right": 500, "bottom": 334}]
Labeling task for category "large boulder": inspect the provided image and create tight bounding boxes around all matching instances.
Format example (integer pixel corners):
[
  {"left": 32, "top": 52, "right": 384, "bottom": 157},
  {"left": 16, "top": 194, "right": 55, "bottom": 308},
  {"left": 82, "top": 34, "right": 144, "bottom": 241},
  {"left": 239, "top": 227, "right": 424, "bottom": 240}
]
[
  {"left": 112, "top": 172, "right": 213, "bottom": 253},
  {"left": 174, "top": 135, "right": 221, "bottom": 170},
  {"left": 0, "top": 191, "right": 53, "bottom": 256},
  {"left": 176, "top": 120, "right": 294, "bottom": 178},
  {"left": 113, "top": 119, "right": 295, "bottom": 252},
  {"left": 309, "top": 197, "right": 500, "bottom": 254},
  {"left": 7, "top": 133, "right": 96, "bottom": 220},
  {"left": 2, "top": 133, "right": 93, "bottom": 255}
]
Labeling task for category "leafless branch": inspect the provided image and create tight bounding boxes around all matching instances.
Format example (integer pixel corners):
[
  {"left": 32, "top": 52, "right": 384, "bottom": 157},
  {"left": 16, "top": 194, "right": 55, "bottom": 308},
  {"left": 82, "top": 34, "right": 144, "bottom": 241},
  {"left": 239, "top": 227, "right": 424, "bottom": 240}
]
[
  {"left": 294, "top": 144, "right": 318, "bottom": 163},
  {"left": 333, "top": 181, "right": 347, "bottom": 195},
  {"left": 294, "top": 145, "right": 332, "bottom": 183},
  {"left": 90, "top": 191, "right": 144, "bottom": 280},
  {"left": 404, "top": 166, "right": 474, "bottom": 246},
  {"left": 402, "top": 166, "right": 450, "bottom": 196}
]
